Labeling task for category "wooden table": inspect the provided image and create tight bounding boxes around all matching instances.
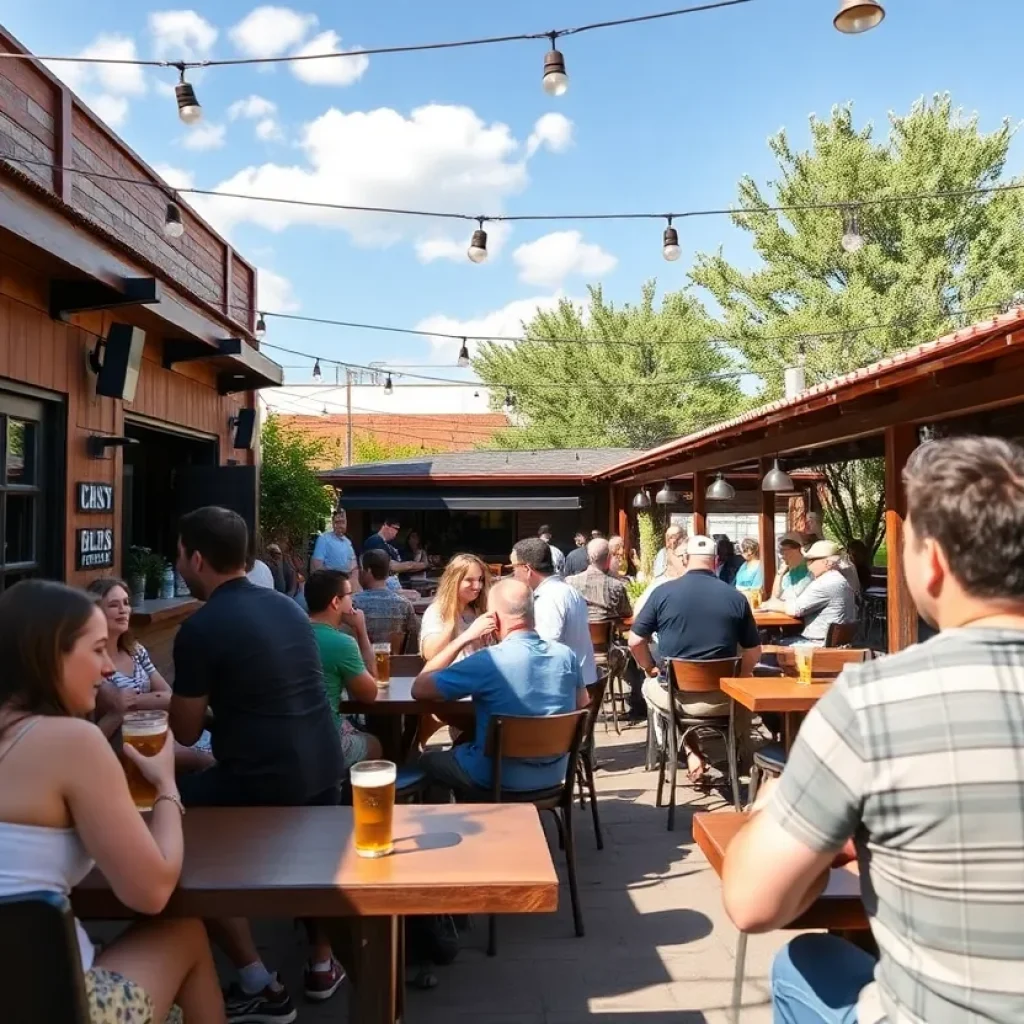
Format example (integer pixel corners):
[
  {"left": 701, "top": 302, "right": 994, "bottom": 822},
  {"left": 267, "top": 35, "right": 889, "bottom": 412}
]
[
  {"left": 75, "top": 804, "right": 557, "bottom": 1024},
  {"left": 692, "top": 810, "right": 867, "bottom": 931},
  {"left": 752, "top": 610, "right": 803, "bottom": 629},
  {"left": 721, "top": 676, "right": 831, "bottom": 751},
  {"left": 339, "top": 676, "right": 468, "bottom": 717}
]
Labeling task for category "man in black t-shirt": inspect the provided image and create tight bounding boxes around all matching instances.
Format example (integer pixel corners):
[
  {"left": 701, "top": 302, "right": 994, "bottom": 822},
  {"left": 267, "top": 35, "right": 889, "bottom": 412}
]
[
  {"left": 171, "top": 506, "right": 346, "bottom": 1020},
  {"left": 627, "top": 535, "right": 761, "bottom": 783},
  {"left": 364, "top": 515, "right": 427, "bottom": 577}
]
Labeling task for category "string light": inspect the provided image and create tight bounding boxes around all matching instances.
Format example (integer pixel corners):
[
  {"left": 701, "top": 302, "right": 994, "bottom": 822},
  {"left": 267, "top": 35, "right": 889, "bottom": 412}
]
[
  {"left": 174, "top": 66, "right": 202, "bottom": 125},
  {"left": 457, "top": 340, "right": 471, "bottom": 368},
  {"left": 162, "top": 200, "right": 184, "bottom": 239},
  {"left": 467, "top": 220, "right": 488, "bottom": 264},
  {"left": 312, "top": 358, "right": 322, "bottom": 381},
  {"left": 542, "top": 34, "right": 569, "bottom": 96},
  {"left": 841, "top": 208, "right": 865, "bottom": 253},
  {"left": 321, "top": 404, "right": 329, "bottom": 416},
  {"left": 254, "top": 313, "right": 267, "bottom": 340},
  {"left": 383, "top": 373, "right": 394, "bottom": 395},
  {"left": 662, "top": 217, "right": 681, "bottom": 261},
  {"left": 833, "top": 0, "right": 885, "bottom": 34}
]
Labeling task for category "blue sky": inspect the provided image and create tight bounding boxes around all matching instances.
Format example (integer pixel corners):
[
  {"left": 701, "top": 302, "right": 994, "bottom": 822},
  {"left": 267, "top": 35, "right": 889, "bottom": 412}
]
[{"left": 5, "top": 1, "right": 1021, "bottom": 405}]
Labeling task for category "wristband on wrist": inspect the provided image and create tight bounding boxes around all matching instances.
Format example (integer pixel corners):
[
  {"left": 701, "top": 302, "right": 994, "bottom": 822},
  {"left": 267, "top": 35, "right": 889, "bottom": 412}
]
[{"left": 153, "top": 792, "right": 185, "bottom": 816}]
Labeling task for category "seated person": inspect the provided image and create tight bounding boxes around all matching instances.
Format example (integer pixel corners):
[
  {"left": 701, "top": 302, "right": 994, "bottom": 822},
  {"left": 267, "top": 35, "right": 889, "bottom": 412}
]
[
  {"left": 565, "top": 538, "right": 633, "bottom": 624},
  {"left": 352, "top": 549, "right": 420, "bottom": 649},
  {"left": 769, "top": 533, "right": 812, "bottom": 600},
  {"left": 412, "top": 579, "right": 589, "bottom": 795},
  {"left": 734, "top": 538, "right": 763, "bottom": 591},
  {"left": 763, "top": 540, "right": 857, "bottom": 647},
  {"left": 305, "top": 569, "right": 382, "bottom": 770}
]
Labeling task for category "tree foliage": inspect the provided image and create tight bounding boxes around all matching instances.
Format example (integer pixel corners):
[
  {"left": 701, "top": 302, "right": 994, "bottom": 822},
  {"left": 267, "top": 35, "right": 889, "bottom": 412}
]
[
  {"left": 473, "top": 283, "right": 744, "bottom": 450},
  {"left": 352, "top": 433, "right": 442, "bottom": 464},
  {"left": 820, "top": 459, "right": 886, "bottom": 554},
  {"left": 259, "top": 414, "right": 335, "bottom": 547}
]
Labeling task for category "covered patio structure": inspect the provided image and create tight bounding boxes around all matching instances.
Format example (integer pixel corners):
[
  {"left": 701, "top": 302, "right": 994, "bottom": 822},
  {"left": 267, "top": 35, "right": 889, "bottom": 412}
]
[{"left": 595, "top": 308, "right": 1024, "bottom": 652}]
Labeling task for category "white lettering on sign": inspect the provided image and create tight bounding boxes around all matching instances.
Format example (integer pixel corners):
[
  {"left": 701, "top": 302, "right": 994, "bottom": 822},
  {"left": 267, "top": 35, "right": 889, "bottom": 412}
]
[
  {"left": 76, "top": 528, "right": 114, "bottom": 569},
  {"left": 77, "top": 483, "right": 114, "bottom": 513}
]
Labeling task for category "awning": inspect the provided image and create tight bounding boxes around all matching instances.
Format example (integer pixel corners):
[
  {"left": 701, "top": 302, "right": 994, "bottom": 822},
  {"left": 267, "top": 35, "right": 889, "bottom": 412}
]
[{"left": 337, "top": 492, "right": 581, "bottom": 512}]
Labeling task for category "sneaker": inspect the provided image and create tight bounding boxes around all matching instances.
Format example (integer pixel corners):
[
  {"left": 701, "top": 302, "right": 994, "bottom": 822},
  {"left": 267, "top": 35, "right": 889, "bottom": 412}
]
[
  {"left": 304, "top": 957, "right": 347, "bottom": 1002},
  {"left": 224, "top": 982, "right": 297, "bottom": 1023}
]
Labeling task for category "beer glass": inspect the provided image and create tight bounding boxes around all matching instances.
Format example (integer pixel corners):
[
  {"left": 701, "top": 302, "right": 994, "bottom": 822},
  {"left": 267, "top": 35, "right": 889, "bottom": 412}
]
[
  {"left": 372, "top": 643, "right": 391, "bottom": 684},
  {"left": 121, "top": 710, "right": 168, "bottom": 811},
  {"left": 351, "top": 760, "right": 397, "bottom": 858},
  {"left": 793, "top": 646, "right": 814, "bottom": 686}
]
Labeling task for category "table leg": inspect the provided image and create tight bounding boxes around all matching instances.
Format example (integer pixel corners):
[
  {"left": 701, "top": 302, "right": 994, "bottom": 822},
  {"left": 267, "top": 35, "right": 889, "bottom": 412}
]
[{"left": 350, "top": 916, "right": 403, "bottom": 1024}]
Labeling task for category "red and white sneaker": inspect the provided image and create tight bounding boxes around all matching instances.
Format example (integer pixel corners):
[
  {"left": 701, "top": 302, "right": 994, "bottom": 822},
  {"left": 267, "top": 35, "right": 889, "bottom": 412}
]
[{"left": 303, "top": 957, "right": 346, "bottom": 1002}]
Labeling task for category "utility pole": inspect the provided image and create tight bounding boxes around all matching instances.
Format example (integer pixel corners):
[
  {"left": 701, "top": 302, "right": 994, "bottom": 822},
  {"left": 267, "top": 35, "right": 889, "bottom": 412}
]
[{"left": 345, "top": 367, "right": 353, "bottom": 466}]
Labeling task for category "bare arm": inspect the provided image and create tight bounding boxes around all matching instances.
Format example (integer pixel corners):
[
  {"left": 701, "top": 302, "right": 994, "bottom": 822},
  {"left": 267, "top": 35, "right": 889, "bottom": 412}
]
[
  {"left": 168, "top": 693, "right": 208, "bottom": 747},
  {"left": 391, "top": 559, "right": 427, "bottom": 574},
  {"left": 739, "top": 645, "right": 762, "bottom": 677},
  {"left": 411, "top": 672, "right": 443, "bottom": 700},
  {"left": 310, "top": 558, "right": 325, "bottom": 571},
  {"left": 421, "top": 613, "right": 496, "bottom": 674},
  {"left": 135, "top": 668, "right": 171, "bottom": 711},
  {"left": 345, "top": 668, "right": 378, "bottom": 704},
  {"left": 627, "top": 631, "right": 657, "bottom": 674}
]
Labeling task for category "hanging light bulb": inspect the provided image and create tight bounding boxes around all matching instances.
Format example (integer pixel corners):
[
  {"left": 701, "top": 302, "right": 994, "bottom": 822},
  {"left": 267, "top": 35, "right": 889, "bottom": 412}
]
[
  {"left": 457, "top": 339, "right": 470, "bottom": 368},
  {"left": 542, "top": 34, "right": 568, "bottom": 97},
  {"left": 321, "top": 405, "right": 329, "bottom": 416},
  {"left": 762, "top": 459, "right": 795, "bottom": 492},
  {"left": 312, "top": 358, "right": 322, "bottom": 381},
  {"left": 833, "top": 0, "right": 885, "bottom": 34},
  {"left": 383, "top": 374, "right": 393, "bottom": 396},
  {"left": 503, "top": 388, "right": 516, "bottom": 414},
  {"left": 467, "top": 219, "right": 488, "bottom": 264},
  {"left": 655, "top": 480, "right": 680, "bottom": 505},
  {"left": 254, "top": 313, "right": 266, "bottom": 340},
  {"left": 841, "top": 208, "right": 865, "bottom": 253},
  {"left": 706, "top": 473, "right": 735, "bottom": 501},
  {"left": 162, "top": 200, "right": 184, "bottom": 239},
  {"left": 174, "top": 66, "right": 202, "bottom": 125},
  {"left": 632, "top": 489, "right": 651, "bottom": 510},
  {"left": 662, "top": 217, "right": 681, "bottom": 262}
]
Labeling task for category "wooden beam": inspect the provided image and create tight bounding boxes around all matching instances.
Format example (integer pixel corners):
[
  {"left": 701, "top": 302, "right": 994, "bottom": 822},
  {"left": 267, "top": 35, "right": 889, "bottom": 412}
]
[
  {"left": 50, "top": 277, "right": 160, "bottom": 320},
  {"left": 607, "top": 486, "right": 618, "bottom": 539},
  {"left": 163, "top": 337, "right": 242, "bottom": 369},
  {"left": 692, "top": 471, "right": 707, "bottom": 536},
  {"left": 758, "top": 459, "right": 776, "bottom": 598},
  {"left": 616, "top": 494, "right": 630, "bottom": 559},
  {"left": 885, "top": 424, "right": 918, "bottom": 652}
]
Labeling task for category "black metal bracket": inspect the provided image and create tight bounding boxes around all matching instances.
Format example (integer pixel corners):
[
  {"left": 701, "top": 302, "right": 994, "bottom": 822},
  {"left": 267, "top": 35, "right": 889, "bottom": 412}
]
[
  {"left": 86, "top": 434, "right": 140, "bottom": 460},
  {"left": 218, "top": 372, "right": 255, "bottom": 395},
  {"left": 163, "top": 337, "right": 242, "bottom": 369},
  {"left": 50, "top": 277, "right": 160, "bottom": 322}
]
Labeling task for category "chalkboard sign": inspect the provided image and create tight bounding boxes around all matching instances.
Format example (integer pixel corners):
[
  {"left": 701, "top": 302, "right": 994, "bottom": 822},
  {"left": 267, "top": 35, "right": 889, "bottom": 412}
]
[
  {"left": 76, "top": 528, "right": 114, "bottom": 569},
  {"left": 77, "top": 482, "right": 114, "bottom": 513}
]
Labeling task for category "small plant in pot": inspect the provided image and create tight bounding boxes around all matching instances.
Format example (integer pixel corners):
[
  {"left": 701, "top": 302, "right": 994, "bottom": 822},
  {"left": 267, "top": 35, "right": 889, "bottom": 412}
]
[
  {"left": 124, "top": 547, "right": 150, "bottom": 607},
  {"left": 143, "top": 552, "right": 167, "bottom": 600}
]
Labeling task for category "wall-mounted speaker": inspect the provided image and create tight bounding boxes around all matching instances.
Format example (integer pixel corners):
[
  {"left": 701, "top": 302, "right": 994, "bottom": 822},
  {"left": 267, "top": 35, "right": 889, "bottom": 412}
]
[
  {"left": 95, "top": 323, "right": 145, "bottom": 401},
  {"left": 231, "top": 408, "right": 257, "bottom": 449}
]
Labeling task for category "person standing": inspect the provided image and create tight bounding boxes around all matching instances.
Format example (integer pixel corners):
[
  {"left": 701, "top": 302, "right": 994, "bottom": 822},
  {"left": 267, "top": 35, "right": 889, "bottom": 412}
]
[
  {"left": 608, "top": 535, "right": 628, "bottom": 577},
  {"left": 538, "top": 524, "right": 565, "bottom": 576},
  {"left": 170, "top": 506, "right": 345, "bottom": 1018},
  {"left": 566, "top": 538, "right": 633, "bottom": 625},
  {"left": 364, "top": 516, "right": 428, "bottom": 584},
  {"left": 311, "top": 509, "right": 358, "bottom": 575},
  {"left": 722, "top": 435, "right": 1024, "bottom": 1024},
  {"left": 652, "top": 525, "right": 684, "bottom": 579},
  {"left": 563, "top": 531, "right": 590, "bottom": 577}
]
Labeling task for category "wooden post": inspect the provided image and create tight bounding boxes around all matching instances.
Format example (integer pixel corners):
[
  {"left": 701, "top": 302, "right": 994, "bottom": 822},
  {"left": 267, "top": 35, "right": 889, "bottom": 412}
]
[
  {"left": 617, "top": 494, "right": 630, "bottom": 555},
  {"left": 885, "top": 424, "right": 918, "bottom": 652},
  {"left": 758, "top": 459, "right": 776, "bottom": 597},
  {"left": 607, "top": 485, "right": 619, "bottom": 539},
  {"left": 692, "top": 471, "right": 707, "bottom": 536}
]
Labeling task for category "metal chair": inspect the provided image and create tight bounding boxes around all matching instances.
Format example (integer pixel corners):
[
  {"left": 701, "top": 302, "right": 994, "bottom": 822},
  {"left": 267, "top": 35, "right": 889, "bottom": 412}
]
[
  {"left": 575, "top": 674, "right": 609, "bottom": 850},
  {"left": 588, "top": 620, "right": 626, "bottom": 734},
  {"left": 656, "top": 657, "right": 743, "bottom": 828},
  {"left": 484, "top": 710, "right": 588, "bottom": 955}
]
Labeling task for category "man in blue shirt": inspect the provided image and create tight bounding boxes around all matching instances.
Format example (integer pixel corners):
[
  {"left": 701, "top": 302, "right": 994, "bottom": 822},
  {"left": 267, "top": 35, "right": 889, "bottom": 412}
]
[
  {"left": 311, "top": 509, "right": 357, "bottom": 574},
  {"left": 413, "top": 578, "right": 589, "bottom": 794}
]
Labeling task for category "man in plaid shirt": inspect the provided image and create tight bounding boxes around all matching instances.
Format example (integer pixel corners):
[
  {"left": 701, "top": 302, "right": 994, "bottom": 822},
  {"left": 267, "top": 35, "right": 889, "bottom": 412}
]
[
  {"left": 722, "top": 436, "right": 1024, "bottom": 1024},
  {"left": 566, "top": 538, "right": 632, "bottom": 624}
]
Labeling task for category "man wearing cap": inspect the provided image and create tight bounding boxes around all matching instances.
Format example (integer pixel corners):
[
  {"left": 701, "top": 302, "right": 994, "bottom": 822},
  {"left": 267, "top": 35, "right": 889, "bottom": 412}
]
[
  {"left": 628, "top": 535, "right": 761, "bottom": 781},
  {"left": 765, "top": 539, "right": 857, "bottom": 646}
]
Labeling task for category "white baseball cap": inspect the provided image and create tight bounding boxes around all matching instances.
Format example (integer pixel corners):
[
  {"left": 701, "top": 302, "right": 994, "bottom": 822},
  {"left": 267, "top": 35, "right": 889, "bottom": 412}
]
[{"left": 686, "top": 535, "right": 716, "bottom": 556}]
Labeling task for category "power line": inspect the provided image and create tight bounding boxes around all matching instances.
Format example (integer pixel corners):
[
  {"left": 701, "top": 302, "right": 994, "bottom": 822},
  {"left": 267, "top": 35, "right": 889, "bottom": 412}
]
[{"left": 1, "top": 1, "right": 753, "bottom": 71}]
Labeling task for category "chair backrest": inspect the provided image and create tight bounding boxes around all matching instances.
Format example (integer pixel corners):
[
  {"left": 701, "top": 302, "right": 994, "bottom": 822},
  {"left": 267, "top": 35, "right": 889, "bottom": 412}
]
[
  {"left": 486, "top": 562, "right": 504, "bottom": 579},
  {"left": 668, "top": 657, "right": 742, "bottom": 693},
  {"left": 1, "top": 891, "right": 90, "bottom": 1024},
  {"left": 389, "top": 631, "right": 407, "bottom": 655},
  {"left": 777, "top": 647, "right": 870, "bottom": 678},
  {"left": 583, "top": 674, "right": 609, "bottom": 746},
  {"left": 588, "top": 620, "right": 611, "bottom": 650},
  {"left": 486, "top": 710, "right": 588, "bottom": 798},
  {"left": 391, "top": 653, "right": 425, "bottom": 676},
  {"left": 826, "top": 621, "right": 858, "bottom": 648}
]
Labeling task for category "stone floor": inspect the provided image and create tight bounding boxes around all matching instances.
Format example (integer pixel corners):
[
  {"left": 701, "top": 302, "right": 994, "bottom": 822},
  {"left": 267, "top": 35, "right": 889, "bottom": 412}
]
[{"left": 251, "top": 723, "right": 784, "bottom": 1023}]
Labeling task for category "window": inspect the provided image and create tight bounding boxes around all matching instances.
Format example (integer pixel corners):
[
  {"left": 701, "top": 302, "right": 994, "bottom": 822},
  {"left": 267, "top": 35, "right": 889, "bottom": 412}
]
[{"left": 0, "top": 396, "right": 46, "bottom": 593}]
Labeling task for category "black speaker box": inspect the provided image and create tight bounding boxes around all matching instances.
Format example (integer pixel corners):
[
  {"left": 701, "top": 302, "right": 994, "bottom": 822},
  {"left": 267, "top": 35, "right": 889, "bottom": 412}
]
[
  {"left": 96, "top": 323, "right": 145, "bottom": 401},
  {"left": 232, "top": 407, "right": 257, "bottom": 449}
]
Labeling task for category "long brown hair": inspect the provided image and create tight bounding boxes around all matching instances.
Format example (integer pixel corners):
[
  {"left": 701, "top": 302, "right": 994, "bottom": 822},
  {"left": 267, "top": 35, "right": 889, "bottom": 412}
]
[
  {"left": 86, "top": 577, "right": 139, "bottom": 653},
  {"left": 0, "top": 580, "right": 99, "bottom": 725},
  {"left": 433, "top": 554, "right": 490, "bottom": 627}
]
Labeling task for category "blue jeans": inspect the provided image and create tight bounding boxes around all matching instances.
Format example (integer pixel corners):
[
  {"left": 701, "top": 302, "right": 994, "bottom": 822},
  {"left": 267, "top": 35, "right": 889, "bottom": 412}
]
[{"left": 772, "top": 934, "right": 878, "bottom": 1024}]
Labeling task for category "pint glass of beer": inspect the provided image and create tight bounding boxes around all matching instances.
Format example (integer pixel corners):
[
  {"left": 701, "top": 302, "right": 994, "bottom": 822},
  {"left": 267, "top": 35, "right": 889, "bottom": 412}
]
[
  {"left": 372, "top": 643, "right": 391, "bottom": 685},
  {"left": 121, "top": 710, "right": 168, "bottom": 811},
  {"left": 793, "top": 645, "right": 814, "bottom": 686},
  {"left": 351, "top": 760, "right": 396, "bottom": 858}
]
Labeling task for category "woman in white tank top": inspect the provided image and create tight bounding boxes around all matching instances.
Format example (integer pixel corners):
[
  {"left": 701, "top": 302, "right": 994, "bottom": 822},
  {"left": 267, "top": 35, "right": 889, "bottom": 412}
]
[{"left": 0, "top": 580, "right": 224, "bottom": 1023}]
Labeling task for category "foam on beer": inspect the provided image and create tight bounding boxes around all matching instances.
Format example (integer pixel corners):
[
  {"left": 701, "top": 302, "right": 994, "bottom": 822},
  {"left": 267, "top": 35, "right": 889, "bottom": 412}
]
[
  {"left": 122, "top": 715, "right": 167, "bottom": 736},
  {"left": 350, "top": 762, "right": 397, "bottom": 788}
]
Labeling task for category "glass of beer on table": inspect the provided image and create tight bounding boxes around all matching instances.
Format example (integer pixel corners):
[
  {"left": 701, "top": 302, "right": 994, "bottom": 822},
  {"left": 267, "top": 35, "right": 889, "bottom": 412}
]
[
  {"left": 793, "top": 645, "right": 814, "bottom": 686},
  {"left": 372, "top": 643, "right": 391, "bottom": 684},
  {"left": 351, "top": 760, "right": 397, "bottom": 858},
  {"left": 121, "top": 710, "right": 169, "bottom": 811}
]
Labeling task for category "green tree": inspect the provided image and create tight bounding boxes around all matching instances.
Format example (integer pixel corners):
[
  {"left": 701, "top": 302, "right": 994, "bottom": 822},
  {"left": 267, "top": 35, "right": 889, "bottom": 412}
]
[
  {"left": 473, "top": 283, "right": 744, "bottom": 450},
  {"left": 353, "top": 433, "right": 442, "bottom": 463},
  {"left": 689, "top": 95, "right": 1024, "bottom": 547},
  {"left": 259, "top": 414, "right": 335, "bottom": 547}
]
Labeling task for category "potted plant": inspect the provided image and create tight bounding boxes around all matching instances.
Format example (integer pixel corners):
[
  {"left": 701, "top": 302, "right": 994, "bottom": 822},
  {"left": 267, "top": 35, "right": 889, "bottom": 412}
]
[
  {"left": 144, "top": 551, "right": 167, "bottom": 600},
  {"left": 124, "top": 547, "right": 150, "bottom": 607}
]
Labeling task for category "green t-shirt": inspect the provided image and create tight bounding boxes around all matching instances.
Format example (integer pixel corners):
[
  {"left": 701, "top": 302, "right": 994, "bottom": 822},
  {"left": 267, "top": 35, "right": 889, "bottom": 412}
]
[
  {"left": 310, "top": 622, "right": 366, "bottom": 723},
  {"left": 780, "top": 561, "right": 811, "bottom": 593}
]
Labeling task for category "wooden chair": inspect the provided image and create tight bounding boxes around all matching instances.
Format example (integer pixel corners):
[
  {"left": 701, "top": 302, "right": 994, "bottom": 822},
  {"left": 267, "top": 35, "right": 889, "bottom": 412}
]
[
  {"left": 389, "top": 631, "right": 408, "bottom": 655},
  {"left": 575, "top": 674, "right": 609, "bottom": 850},
  {"left": 1, "top": 891, "right": 90, "bottom": 1024},
  {"left": 776, "top": 646, "right": 870, "bottom": 679},
  {"left": 484, "top": 710, "right": 588, "bottom": 956},
  {"left": 826, "top": 621, "right": 858, "bottom": 648},
  {"left": 657, "top": 658, "right": 743, "bottom": 829},
  {"left": 588, "top": 620, "right": 626, "bottom": 734}
]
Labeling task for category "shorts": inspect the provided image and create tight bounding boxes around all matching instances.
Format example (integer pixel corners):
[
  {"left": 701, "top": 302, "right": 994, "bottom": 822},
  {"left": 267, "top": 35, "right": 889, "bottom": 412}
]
[
  {"left": 339, "top": 717, "right": 372, "bottom": 770},
  {"left": 85, "top": 966, "right": 182, "bottom": 1024}
]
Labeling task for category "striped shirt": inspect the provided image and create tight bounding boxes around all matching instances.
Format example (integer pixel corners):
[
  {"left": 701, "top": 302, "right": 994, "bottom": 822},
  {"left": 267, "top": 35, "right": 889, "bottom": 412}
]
[
  {"left": 767, "top": 628, "right": 1024, "bottom": 1024},
  {"left": 784, "top": 567, "right": 856, "bottom": 644},
  {"left": 352, "top": 588, "right": 418, "bottom": 646},
  {"left": 565, "top": 565, "right": 632, "bottom": 624}
]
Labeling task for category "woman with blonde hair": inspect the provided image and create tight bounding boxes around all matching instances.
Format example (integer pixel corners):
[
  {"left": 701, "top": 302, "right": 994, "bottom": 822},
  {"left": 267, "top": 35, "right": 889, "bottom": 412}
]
[{"left": 419, "top": 554, "right": 495, "bottom": 671}]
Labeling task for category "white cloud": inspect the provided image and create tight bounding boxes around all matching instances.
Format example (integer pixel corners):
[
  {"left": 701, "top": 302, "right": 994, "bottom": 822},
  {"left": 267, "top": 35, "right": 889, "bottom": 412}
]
[
  {"left": 152, "top": 163, "right": 195, "bottom": 191},
  {"left": 230, "top": 6, "right": 317, "bottom": 58},
  {"left": 415, "top": 222, "right": 512, "bottom": 264},
  {"left": 256, "top": 267, "right": 300, "bottom": 312},
  {"left": 149, "top": 11, "right": 218, "bottom": 60},
  {"left": 228, "top": 94, "right": 277, "bottom": 120},
  {"left": 415, "top": 294, "right": 580, "bottom": 352},
  {"left": 44, "top": 34, "right": 146, "bottom": 126},
  {"left": 255, "top": 117, "right": 283, "bottom": 141},
  {"left": 512, "top": 230, "right": 617, "bottom": 288},
  {"left": 291, "top": 30, "right": 369, "bottom": 86},
  {"left": 90, "top": 95, "right": 130, "bottom": 128},
  {"left": 526, "top": 113, "right": 574, "bottom": 158},
  {"left": 182, "top": 122, "right": 226, "bottom": 151},
  {"left": 189, "top": 104, "right": 530, "bottom": 250}
]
